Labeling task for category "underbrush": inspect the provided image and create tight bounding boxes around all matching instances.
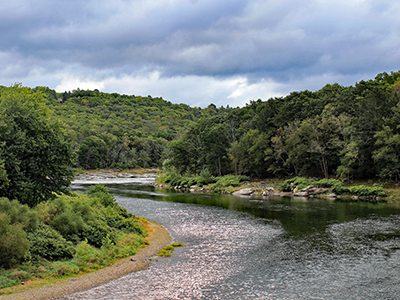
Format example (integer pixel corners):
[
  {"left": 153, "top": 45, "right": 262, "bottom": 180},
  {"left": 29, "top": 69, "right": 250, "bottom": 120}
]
[
  {"left": 156, "top": 169, "right": 249, "bottom": 191},
  {"left": 156, "top": 168, "right": 216, "bottom": 187},
  {"left": 280, "top": 177, "right": 386, "bottom": 197},
  {"left": 0, "top": 185, "right": 147, "bottom": 292}
]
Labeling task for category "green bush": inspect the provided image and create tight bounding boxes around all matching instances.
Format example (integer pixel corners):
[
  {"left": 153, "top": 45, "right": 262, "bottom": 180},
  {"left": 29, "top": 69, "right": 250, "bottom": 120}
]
[
  {"left": 280, "top": 177, "right": 313, "bottom": 191},
  {"left": 331, "top": 182, "right": 349, "bottom": 195},
  {"left": 27, "top": 222, "right": 76, "bottom": 261},
  {"left": 87, "top": 184, "right": 116, "bottom": 207},
  {"left": 0, "top": 198, "right": 36, "bottom": 269},
  {"left": 348, "top": 184, "right": 386, "bottom": 197},
  {"left": 79, "top": 217, "right": 116, "bottom": 248},
  {"left": 211, "top": 175, "right": 249, "bottom": 191},
  {"left": 0, "top": 197, "right": 38, "bottom": 232},
  {"left": 0, "top": 213, "right": 30, "bottom": 269},
  {"left": 0, "top": 272, "right": 21, "bottom": 289},
  {"left": 198, "top": 168, "right": 216, "bottom": 186},
  {"left": 314, "top": 179, "right": 342, "bottom": 188}
]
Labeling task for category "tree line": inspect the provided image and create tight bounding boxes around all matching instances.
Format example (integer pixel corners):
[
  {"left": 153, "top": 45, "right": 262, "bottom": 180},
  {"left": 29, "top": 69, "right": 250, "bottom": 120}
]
[
  {"left": 34, "top": 87, "right": 231, "bottom": 170},
  {"left": 2, "top": 71, "right": 400, "bottom": 184},
  {"left": 166, "top": 71, "right": 400, "bottom": 181}
]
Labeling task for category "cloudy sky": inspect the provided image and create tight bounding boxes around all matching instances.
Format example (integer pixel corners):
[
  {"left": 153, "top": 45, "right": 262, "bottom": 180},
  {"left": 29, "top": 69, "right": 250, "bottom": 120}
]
[{"left": 1, "top": 0, "right": 399, "bottom": 107}]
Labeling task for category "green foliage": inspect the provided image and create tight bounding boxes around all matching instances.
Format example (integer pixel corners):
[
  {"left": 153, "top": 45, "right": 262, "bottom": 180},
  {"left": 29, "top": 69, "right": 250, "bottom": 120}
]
[
  {"left": 163, "top": 70, "right": 400, "bottom": 180},
  {"left": 0, "top": 198, "right": 38, "bottom": 268},
  {"left": 0, "top": 271, "right": 22, "bottom": 289},
  {"left": 331, "top": 182, "right": 349, "bottom": 195},
  {"left": 198, "top": 168, "right": 216, "bottom": 186},
  {"left": 158, "top": 242, "right": 186, "bottom": 257},
  {"left": 34, "top": 186, "right": 146, "bottom": 248},
  {"left": 348, "top": 184, "right": 386, "bottom": 197},
  {"left": 280, "top": 177, "right": 313, "bottom": 192},
  {"left": 87, "top": 184, "right": 116, "bottom": 207},
  {"left": 211, "top": 175, "right": 249, "bottom": 191},
  {"left": 157, "top": 169, "right": 216, "bottom": 187},
  {"left": 0, "top": 212, "right": 30, "bottom": 269},
  {"left": 0, "top": 197, "right": 38, "bottom": 232},
  {"left": 27, "top": 222, "right": 75, "bottom": 261},
  {"left": 0, "top": 85, "right": 75, "bottom": 206},
  {"left": 0, "top": 185, "right": 146, "bottom": 290},
  {"left": 314, "top": 179, "right": 342, "bottom": 188}
]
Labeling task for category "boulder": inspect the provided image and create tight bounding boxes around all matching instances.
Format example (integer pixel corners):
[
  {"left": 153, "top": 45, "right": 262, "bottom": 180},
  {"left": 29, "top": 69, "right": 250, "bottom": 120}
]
[
  {"left": 294, "top": 191, "right": 309, "bottom": 197},
  {"left": 327, "top": 193, "right": 337, "bottom": 198},
  {"left": 233, "top": 188, "right": 254, "bottom": 196}
]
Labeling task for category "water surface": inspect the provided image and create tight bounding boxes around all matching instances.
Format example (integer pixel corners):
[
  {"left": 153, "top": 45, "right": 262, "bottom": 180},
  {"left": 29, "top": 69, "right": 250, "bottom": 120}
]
[{"left": 67, "top": 180, "right": 400, "bottom": 299}]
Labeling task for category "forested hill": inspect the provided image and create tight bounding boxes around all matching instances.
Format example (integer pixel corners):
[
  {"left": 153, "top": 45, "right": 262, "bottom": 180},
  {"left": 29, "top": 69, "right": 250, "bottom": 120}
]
[
  {"left": 26, "top": 88, "right": 230, "bottom": 170},
  {"left": 2, "top": 70, "right": 400, "bottom": 181}
]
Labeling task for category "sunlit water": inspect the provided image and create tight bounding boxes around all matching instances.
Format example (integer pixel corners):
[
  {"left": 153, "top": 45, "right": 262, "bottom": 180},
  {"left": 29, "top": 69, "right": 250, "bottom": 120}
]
[{"left": 65, "top": 179, "right": 400, "bottom": 299}]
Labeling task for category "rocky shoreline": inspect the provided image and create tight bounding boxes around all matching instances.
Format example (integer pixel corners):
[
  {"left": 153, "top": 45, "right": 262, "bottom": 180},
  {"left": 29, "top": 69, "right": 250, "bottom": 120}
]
[
  {"left": 75, "top": 169, "right": 158, "bottom": 181},
  {"left": 153, "top": 183, "right": 335, "bottom": 198}
]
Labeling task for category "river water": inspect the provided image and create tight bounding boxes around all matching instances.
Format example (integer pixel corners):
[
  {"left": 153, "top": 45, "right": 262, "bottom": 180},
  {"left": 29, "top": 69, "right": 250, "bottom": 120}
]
[{"left": 67, "top": 179, "right": 400, "bottom": 299}]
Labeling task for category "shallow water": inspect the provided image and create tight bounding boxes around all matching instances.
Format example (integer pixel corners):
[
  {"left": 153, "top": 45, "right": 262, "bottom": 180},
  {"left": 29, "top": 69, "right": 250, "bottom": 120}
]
[{"left": 66, "top": 181, "right": 400, "bottom": 299}]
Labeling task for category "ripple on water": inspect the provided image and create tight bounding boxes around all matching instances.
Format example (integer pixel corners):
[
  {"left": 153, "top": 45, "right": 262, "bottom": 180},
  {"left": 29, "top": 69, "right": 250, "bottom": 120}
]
[{"left": 64, "top": 189, "right": 400, "bottom": 300}]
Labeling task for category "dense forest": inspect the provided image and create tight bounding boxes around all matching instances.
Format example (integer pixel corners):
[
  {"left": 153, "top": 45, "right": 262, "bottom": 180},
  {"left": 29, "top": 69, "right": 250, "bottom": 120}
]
[
  {"left": 2, "top": 70, "right": 400, "bottom": 182},
  {"left": 39, "top": 87, "right": 230, "bottom": 170},
  {"left": 166, "top": 71, "right": 400, "bottom": 181}
]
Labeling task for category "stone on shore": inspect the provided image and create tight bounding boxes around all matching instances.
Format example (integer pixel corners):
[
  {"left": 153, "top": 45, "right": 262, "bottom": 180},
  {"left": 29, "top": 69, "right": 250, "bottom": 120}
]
[{"left": 233, "top": 188, "right": 254, "bottom": 196}]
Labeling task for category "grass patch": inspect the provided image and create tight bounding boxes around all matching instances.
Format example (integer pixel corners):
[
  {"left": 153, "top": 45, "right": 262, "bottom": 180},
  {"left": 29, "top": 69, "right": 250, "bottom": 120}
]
[{"left": 157, "top": 242, "right": 186, "bottom": 257}]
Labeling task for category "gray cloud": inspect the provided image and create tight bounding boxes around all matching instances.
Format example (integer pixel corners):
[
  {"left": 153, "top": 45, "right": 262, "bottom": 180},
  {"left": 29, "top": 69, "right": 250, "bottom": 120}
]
[{"left": 0, "top": 0, "right": 399, "bottom": 106}]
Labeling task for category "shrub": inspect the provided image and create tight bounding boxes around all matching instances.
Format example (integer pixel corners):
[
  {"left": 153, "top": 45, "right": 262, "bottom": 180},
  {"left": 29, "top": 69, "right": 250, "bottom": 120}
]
[
  {"left": 314, "top": 179, "right": 342, "bottom": 188},
  {"left": 198, "top": 168, "right": 216, "bottom": 186},
  {"left": 280, "top": 177, "right": 313, "bottom": 192},
  {"left": 0, "top": 212, "right": 30, "bottom": 269},
  {"left": 0, "top": 198, "right": 35, "bottom": 269},
  {"left": 87, "top": 184, "right": 116, "bottom": 207},
  {"left": 27, "top": 222, "right": 75, "bottom": 261},
  {"left": 0, "top": 272, "right": 20, "bottom": 289},
  {"left": 331, "top": 182, "right": 349, "bottom": 195},
  {"left": 0, "top": 197, "right": 37, "bottom": 232},
  {"left": 211, "top": 175, "right": 249, "bottom": 191},
  {"left": 348, "top": 184, "right": 386, "bottom": 197}
]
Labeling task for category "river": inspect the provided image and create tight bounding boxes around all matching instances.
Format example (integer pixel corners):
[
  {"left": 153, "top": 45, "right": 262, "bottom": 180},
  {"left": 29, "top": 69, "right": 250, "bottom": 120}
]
[{"left": 66, "top": 178, "right": 400, "bottom": 299}]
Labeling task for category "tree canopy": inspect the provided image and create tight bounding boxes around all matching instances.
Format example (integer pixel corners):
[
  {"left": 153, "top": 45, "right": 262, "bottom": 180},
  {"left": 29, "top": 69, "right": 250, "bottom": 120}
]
[{"left": 0, "top": 84, "right": 75, "bottom": 206}]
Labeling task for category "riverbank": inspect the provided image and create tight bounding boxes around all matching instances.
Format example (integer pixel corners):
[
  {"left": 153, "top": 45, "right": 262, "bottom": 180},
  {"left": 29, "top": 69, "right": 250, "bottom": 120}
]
[
  {"left": 0, "top": 222, "right": 172, "bottom": 300},
  {"left": 155, "top": 172, "right": 399, "bottom": 202}
]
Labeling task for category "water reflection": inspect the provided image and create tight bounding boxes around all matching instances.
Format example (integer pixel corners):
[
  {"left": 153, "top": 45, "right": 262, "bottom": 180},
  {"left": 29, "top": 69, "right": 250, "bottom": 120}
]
[{"left": 67, "top": 182, "right": 400, "bottom": 299}]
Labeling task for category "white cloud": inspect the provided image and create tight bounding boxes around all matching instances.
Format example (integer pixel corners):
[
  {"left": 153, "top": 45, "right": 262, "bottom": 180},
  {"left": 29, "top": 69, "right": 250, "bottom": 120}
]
[{"left": 0, "top": 0, "right": 399, "bottom": 107}]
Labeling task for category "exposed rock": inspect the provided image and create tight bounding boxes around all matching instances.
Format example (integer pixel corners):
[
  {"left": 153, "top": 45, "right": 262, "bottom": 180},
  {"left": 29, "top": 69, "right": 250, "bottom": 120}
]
[
  {"left": 327, "top": 193, "right": 337, "bottom": 198},
  {"left": 294, "top": 191, "right": 309, "bottom": 197},
  {"left": 270, "top": 191, "right": 292, "bottom": 197},
  {"left": 233, "top": 188, "right": 254, "bottom": 196},
  {"left": 261, "top": 187, "right": 276, "bottom": 196},
  {"left": 307, "top": 187, "right": 330, "bottom": 195},
  {"left": 302, "top": 185, "right": 314, "bottom": 191}
]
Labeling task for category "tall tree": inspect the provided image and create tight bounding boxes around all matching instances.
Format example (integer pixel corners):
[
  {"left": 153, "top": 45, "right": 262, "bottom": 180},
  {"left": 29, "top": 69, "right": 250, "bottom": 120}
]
[{"left": 0, "top": 84, "right": 75, "bottom": 206}]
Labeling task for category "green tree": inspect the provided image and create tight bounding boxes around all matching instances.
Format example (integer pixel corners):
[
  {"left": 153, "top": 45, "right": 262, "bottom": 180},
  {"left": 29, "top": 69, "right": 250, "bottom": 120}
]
[
  {"left": 78, "top": 136, "right": 107, "bottom": 169},
  {"left": 0, "top": 85, "right": 75, "bottom": 206},
  {"left": 373, "top": 102, "right": 400, "bottom": 180}
]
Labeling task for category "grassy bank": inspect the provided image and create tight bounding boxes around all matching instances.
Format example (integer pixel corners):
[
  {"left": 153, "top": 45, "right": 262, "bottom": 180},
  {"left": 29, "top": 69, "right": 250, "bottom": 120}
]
[{"left": 0, "top": 185, "right": 148, "bottom": 294}]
